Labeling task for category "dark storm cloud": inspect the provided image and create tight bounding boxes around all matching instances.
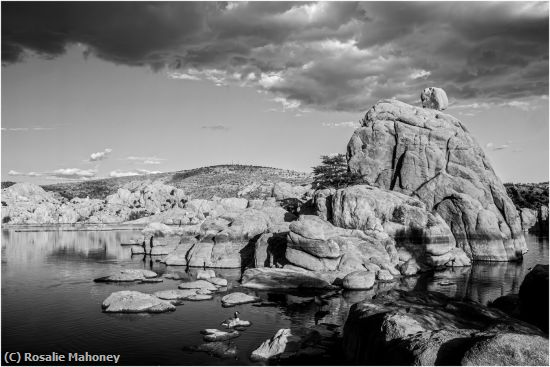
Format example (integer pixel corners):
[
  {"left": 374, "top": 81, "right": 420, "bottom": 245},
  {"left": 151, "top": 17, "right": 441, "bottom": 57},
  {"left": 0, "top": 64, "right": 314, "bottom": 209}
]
[{"left": 2, "top": 1, "right": 548, "bottom": 111}]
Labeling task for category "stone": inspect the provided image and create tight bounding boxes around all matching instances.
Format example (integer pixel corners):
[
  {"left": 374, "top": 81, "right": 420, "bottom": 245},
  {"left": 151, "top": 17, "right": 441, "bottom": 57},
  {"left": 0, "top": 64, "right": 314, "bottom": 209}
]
[
  {"left": 342, "top": 289, "right": 544, "bottom": 365},
  {"left": 94, "top": 269, "right": 158, "bottom": 283},
  {"left": 102, "top": 291, "right": 176, "bottom": 313},
  {"left": 201, "top": 329, "right": 240, "bottom": 342},
  {"left": 189, "top": 342, "right": 238, "bottom": 359},
  {"left": 461, "top": 333, "right": 549, "bottom": 366},
  {"left": 130, "top": 245, "right": 148, "bottom": 255},
  {"left": 347, "top": 99, "right": 526, "bottom": 261},
  {"left": 152, "top": 289, "right": 199, "bottom": 300},
  {"left": 250, "top": 329, "right": 298, "bottom": 361},
  {"left": 241, "top": 268, "right": 333, "bottom": 290},
  {"left": 187, "top": 294, "right": 214, "bottom": 301},
  {"left": 420, "top": 87, "right": 448, "bottom": 110},
  {"left": 376, "top": 269, "right": 394, "bottom": 282},
  {"left": 272, "top": 182, "right": 311, "bottom": 201},
  {"left": 519, "top": 207, "right": 538, "bottom": 232},
  {"left": 178, "top": 280, "right": 218, "bottom": 291},
  {"left": 313, "top": 188, "right": 335, "bottom": 221},
  {"left": 342, "top": 270, "right": 376, "bottom": 290},
  {"left": 399, "top": 259, "right": 421, "bottom": 276},
  {"left": 207, "top": 277, "right": 228, "bottom": 287},
  {"left": 196, "top": 269, "right": 216, "bottom": 280},
  {"left": 221, "top": 292, "right": 261, "bottom": 307},
  {"left": 161, "top": 241, "right": 196, "bottom": 266},
  {"left": 519, "top": 264, "right": 549, "bottom": 332},
  {"left": 254, "top": 232, "right": 288, "bottom": 268}
]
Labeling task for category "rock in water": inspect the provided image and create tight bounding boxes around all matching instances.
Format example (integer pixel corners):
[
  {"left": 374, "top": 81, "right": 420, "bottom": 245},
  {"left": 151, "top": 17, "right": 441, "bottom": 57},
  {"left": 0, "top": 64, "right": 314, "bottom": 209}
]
[
  {"left": 178, "top": 280, "right": 218, "bottom": 291},
  {"left": 196, "top": 269, "right": 216, "bottom": 280},
  {"left": 201, "top": 329, "right": 240, "bottom": 342},
  {"left": 420, "top": 87, "right": 448, "bottom": 110},
  {"left": 342, "top": 270, "right": 375, "bottom": 290},
  {"left": 347, "top": 99, "right": 526, "bottom": 261},
  {"left": 221, "top": 292, "right": 261, "bottom": 307},
  {"left": 102, "top": 291, "right": 175, "bottom": 313},
  {"left": 241, "top": 268, "right": 332, "bottom": 290},
  {"left": 94, "top": 269, "right": 158, "bottom": 282},
  {"left": 519, "top": 264, "right": 549, "bottom": 332},
  {"left": 250, "top": 328, "right": 297, "bottom": 361},
  {"left": 187, "top": 342, "right": 238, "bottom": 359}
]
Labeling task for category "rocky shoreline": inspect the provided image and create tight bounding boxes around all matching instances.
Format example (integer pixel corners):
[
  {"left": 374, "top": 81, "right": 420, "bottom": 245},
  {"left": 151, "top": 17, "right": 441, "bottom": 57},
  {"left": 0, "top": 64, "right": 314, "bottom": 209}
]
[{"left": 3, "top": 89, "right": 548, "bottom": 365}]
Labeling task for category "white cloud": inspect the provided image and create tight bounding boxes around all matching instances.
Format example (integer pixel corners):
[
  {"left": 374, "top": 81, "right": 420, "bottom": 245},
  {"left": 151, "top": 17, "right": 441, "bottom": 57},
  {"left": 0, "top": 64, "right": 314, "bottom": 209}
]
[
  {"left": 201, "top": 125, "right": 230, "bottom": 131},
  {"left": 89, "top": 148, "right": 112, "bottom": 161},
  {"left": 486, "top": 142, "right": 510, "bottom": 151},
  {"left": 167, "top": 71, "right": 201, "bottom": 81},
  {"left": 322, "top": 121, "right": 359, "bottom": 128},
  {"left": 409, "top": 69, "right": 431, "bottom": 79},
  {"left": 1, "top": 126, "right": 55, "bottom": 132},
  {"left": 486, "top": 142, "right": 494, "bottom": 149},
  {"left": 109, "top": 169, "right": 161, "bottom": 178}
]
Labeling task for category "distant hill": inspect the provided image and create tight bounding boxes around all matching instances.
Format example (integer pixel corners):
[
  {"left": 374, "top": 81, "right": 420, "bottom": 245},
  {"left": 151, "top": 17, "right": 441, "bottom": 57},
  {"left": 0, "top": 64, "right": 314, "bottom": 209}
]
[
  {"left": 504, "top": 182, "right": 549, "bottom": 210},
  {"left": 37, "top": 164, "right": 312, "bottom": 200}
]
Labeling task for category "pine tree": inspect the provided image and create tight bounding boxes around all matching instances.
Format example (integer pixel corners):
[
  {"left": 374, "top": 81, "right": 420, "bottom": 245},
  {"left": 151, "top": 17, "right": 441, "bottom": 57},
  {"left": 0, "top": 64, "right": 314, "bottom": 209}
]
[{"left": 312, "top": 153, "right": 362, "bottom": 189}]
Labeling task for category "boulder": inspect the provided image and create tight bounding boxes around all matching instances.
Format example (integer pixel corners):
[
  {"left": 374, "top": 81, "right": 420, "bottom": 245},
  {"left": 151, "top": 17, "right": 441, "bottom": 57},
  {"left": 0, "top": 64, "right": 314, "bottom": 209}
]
[
  {"left": 342, "top": 289, "right": 545, "bottom": 365},
  {"left": 313, "top": 188, "right": 335, "bottom": 221},
  {"left": 250, "top": 329, "right": 298, "bottom": 361},
  {"left": 272, "top": 182, "right": 311, "bottom": 201},
  {"left": 519, "top": 207, "right": 538, "bottom": 232},
  {"left": 152, "top": 289, "right": 199, "bottom": 300},
  {"left": 347, "top": 99, "right": 527, "bottom": 261},
  {"left": 241, "top": 268, "right": 333, "bottom": 290},
  {"left": 101, "top": 291, "right": 176, "bottom": 313},
  {"left": 519, "top": 264, "right": 549, "bottom": 332},
  {"left": 420, "top": 87, "right": 448, "bottom": 110},
  {"left": 207, "top": 277, "right": 228, "bottom": 287},
  {"left": 160, "top": 241, "right": 196, "bottom": 266},
  {"left": 186, "top": 342, "right": 237, "bottom": 359},
  {"left": 254, "top": 232, "right": 288, "bottom": 268},
  {"left": 342, "top": 270, "right": 376, "bottom": 290},
  {"left": 221, "top": 292, "right": 261, "bottom": 307},
  {"left": 196, "top": 269, "right": 216, "bottom": 280},
  {"left": 461, "top": 333, "right": 549, "bottom": 366}
]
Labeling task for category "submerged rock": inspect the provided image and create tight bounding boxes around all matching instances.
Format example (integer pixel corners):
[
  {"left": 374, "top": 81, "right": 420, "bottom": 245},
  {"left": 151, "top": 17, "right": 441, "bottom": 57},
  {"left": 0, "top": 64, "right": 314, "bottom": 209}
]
[
  {"left": 178, "top": 280, "right": 218, "bottom": 291},
  {"left": 221, "top": 292, "right": 261, "bottom": 307},
  {"left": 185, "top": 342, "right": 238, "bottom": 359},
  {"left": 94, "top": 269, "right": 158, "bottom": 283},
  {"left": 102, "top": 291, "right": 175, "bottom": 313},
  {"left": 152, "top": 289, "right": 199, "bottom": 300},
  {"left": 201, "top": 329, "right": 240, "bottom": 342},
  {"left": 347, "top": 99, "right": 526, "bottom": 261}
]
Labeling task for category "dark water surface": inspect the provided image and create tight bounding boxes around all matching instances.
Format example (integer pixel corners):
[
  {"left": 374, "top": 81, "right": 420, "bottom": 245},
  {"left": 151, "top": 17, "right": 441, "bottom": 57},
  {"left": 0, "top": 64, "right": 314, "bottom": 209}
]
[{"left": 2, "top": 229, "right": 548, "bottom": 365}]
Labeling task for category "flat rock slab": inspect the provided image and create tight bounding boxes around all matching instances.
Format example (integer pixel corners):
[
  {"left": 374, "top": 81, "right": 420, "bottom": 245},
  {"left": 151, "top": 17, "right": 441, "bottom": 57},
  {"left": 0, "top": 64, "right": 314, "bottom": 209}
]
[
  {"left": 188, "top": 294, "right": 214, "bottom": 301},
  {"left": 178, "top": 280, "right": 218, "bottom": 291},
  {"left": 94, "top": 269, "right": 158, "bottom": 283},
  {"left": 196, "top": 269, "right": 216, "bottom": 280},
  {"left": 140, "top": 278, "right": 163, "bottom": 283},
  {"left": 221, "top": 292, "right": 261, "bottom": 307},
  {"left": 102, "top": 291, "right": 175, "bottom": 313},
  {"left": 207, "top": 277, "right": 228, "bottom": 287},
  {"left": 241, "top": 268, "right": 332, "bottom": 290},
  {"left": 184, "top": 342, "right": 238, "bottom": 359},
  {"left": 153, "top": 289, "right": 198, "bottom": 300},
  {"left": 250, "top": 328, "right": 298, "bottom": 361},
  {"left": 201, "top": 329, "right": 240, "bottom": 342}
]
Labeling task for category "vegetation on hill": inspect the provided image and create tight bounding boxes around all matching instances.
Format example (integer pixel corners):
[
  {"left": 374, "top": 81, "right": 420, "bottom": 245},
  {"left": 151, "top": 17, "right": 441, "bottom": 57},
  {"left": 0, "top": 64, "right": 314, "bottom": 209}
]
[
  {"left": 504, "top": 182, "right": 549, "bottom": 210},
  {"left": 312, "top": 154, "right": 362, "bottom": 189},
  {"left": 1, "top": 181, "right": 16, "bottom": 189},
  {"left": 37, "top": 164, "right": 312, "bottom": 200}
]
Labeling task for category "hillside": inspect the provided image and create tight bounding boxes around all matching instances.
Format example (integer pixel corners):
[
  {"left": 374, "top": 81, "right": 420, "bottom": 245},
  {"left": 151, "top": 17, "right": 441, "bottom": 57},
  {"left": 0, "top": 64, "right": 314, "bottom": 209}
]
[
  {"left": 39, "top": 164, "right": 312, "bottom": 200},
  {"left": 504, "top": 182, "right": 549, "bottom": 210}
]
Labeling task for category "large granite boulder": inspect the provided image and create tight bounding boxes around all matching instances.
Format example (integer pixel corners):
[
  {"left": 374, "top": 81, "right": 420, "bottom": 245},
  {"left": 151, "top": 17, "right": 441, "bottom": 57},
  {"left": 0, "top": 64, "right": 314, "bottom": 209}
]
[
  {"left": 241, "top": 267, "right": 333, "bottom": 290},
  {"left": 343, "top": 289, "right": 546, "bottom": 365},
  {"left": 420, "top": 87, "right": 448, "bottom": 111},
  {"left": 101, "top": 291, "right": 176, "bottom": 313},
  {"left": 519, "top": 264, "right": 549, "bottom": 333},
  {"left": 347, "top": 99, "right": 526, "bottom": 261}
]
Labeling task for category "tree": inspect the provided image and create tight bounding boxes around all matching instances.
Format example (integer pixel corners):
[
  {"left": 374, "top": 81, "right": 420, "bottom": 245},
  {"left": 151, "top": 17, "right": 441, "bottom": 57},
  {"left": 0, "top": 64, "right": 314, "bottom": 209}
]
[{"left": 312, "top": 153, "right": 362, "bottom": 189}]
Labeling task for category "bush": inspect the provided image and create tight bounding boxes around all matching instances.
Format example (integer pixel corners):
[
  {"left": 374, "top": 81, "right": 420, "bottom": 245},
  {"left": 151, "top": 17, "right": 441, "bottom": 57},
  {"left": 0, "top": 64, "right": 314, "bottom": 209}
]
[
  {"left": 128, "top": 210, "right": 148, "bottom": 221},
  {"left": 312, "top": 153, "right": 362, "bottom": 189}
]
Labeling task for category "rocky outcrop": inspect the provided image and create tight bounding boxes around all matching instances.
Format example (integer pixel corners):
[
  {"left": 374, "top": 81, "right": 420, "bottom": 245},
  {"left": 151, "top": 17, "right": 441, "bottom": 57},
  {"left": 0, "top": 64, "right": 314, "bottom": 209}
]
[
  {"left": 221, "top": 292, "right": 261, "bottom": 307},
  {"left": 93, "top": 269, "right": 158, "bottom": 282},
  {"left": 347, "top": 99, "right": 526, "bottom": 261},
  {"left": 343, "top": 289, "right": 546, "bottom": 365},
  {"left": 250, "top": 329, "right": 298, "bottom": 361}
]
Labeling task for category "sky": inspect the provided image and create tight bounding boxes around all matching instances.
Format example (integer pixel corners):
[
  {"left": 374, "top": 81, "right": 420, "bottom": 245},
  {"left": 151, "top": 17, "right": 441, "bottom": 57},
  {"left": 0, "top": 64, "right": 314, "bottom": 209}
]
[{"left": 1, "top": 1, "right": 548, "bottom": 184}]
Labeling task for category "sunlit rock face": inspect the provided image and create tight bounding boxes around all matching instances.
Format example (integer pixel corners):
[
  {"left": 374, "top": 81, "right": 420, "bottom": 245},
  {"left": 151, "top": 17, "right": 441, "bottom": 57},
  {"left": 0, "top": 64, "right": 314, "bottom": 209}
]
[
  {"left": 420, "top": 87, "right": 448, "bottom": 111},
  {"left": 347, "top": 99, "right": 526, "bottom": 261}
]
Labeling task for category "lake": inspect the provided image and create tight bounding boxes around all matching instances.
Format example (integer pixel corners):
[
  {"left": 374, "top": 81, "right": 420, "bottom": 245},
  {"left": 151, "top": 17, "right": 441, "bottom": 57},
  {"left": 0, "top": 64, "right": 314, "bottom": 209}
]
[{"left": 1, "top": 229, "right": 548, "bottom": 365}]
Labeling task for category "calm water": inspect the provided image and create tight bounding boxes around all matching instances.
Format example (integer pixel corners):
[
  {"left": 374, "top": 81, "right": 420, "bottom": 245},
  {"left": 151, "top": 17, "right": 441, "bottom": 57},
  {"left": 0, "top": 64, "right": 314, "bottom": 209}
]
[{"left": 1, "top": 229, "right": 548, "bottom": 365}]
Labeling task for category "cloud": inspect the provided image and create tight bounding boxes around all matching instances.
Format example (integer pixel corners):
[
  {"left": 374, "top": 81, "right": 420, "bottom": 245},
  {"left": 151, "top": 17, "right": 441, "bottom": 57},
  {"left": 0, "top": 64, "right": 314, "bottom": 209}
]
[
  {"left": 9, "top": 168, "right": 97, "bottom": 180},
  {"left": 109, "top": 169, "right": 161, "bottom": 178},
  {"left": 322, "top": 121, "right": 359, "bottom": 128},
  {"left": 89, "top": 148, "right": 112, "bottom": 162},
  {"left": 486, "top": 142, "right": 510, "bottom": 151},
  {"left": 125, "top": 156, "right": 165, "bottom": 165},
  {"left": 201, "top": 125, "right": 230, "bottom": 131},
  {"left": 2, "top": 2, "right": 548, "bottom": 111}
]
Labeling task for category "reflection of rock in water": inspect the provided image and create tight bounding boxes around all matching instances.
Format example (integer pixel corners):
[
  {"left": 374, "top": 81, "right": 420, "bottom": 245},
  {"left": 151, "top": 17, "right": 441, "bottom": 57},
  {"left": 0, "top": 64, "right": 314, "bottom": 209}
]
[{"left": 183, "top": 342, "right": 238, "bottom": 359}]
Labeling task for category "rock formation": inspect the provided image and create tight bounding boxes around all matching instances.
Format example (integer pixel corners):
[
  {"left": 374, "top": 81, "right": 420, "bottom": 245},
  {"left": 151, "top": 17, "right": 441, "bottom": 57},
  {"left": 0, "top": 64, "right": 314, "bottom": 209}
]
[
  {"left": 343, "top": 289, "right": 547, "bottom": 365},
  {"left": 347, "top": 97, "right": 526, "bottom": 261},
  {"left": 420, "top": 87, "right": 448, "bottom": 110}
]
